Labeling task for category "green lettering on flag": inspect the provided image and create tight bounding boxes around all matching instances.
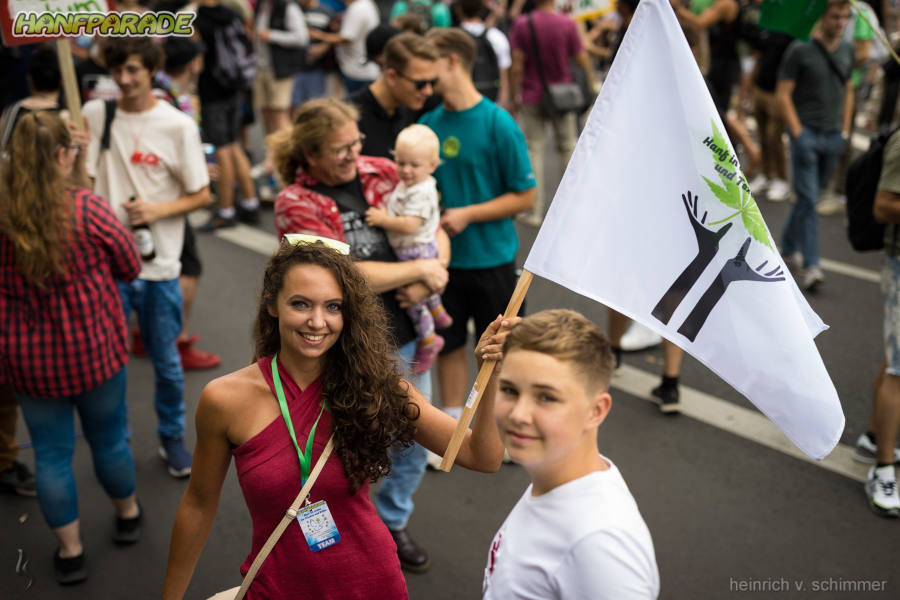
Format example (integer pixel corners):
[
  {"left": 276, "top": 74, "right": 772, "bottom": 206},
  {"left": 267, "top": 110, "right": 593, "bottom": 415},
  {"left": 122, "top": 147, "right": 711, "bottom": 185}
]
[{"left": 758, "top": 0, "right": 827, "bottom": 41}]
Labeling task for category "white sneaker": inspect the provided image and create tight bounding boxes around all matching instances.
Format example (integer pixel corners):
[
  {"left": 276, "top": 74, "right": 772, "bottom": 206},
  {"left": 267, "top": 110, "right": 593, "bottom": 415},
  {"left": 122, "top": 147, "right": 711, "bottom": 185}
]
[
  {"left": 749, "top": 173, "right": 769, "bottom": 194},
  {"left": 816, "top": 194, "right": 845, "bottom": 216},
  {"left": 249, "top": 163, "right": 268, "bottom": 179},
  {"left": 425, "top": 450, "right": 443, "bottom": 471},
  {"left": 767, "top": 179, "right": 791, "bottom": 202},
  {"left": 802, "top": 266, "right": 824, "bottom": 291},
  {"left": 853, "top": 433, "right": 900, "bottom": 464},
  {"left": 866, "top": 465, "right": 900, "bottom": 517},
  {"left": 620, "top": 322, "right": 663, "bottom": 352}
]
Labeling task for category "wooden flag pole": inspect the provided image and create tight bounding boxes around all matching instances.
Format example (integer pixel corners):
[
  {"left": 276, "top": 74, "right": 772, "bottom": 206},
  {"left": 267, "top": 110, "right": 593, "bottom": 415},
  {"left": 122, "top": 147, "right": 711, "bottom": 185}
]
[
  {"left": 849, "top": 0, "right": 900, "bottom": 68},
  {"left": 438, "top": 269, "right": 534, "bottom": 472},
  {"left": 55, "top": 39, "right": 83, "bottom": 125}
]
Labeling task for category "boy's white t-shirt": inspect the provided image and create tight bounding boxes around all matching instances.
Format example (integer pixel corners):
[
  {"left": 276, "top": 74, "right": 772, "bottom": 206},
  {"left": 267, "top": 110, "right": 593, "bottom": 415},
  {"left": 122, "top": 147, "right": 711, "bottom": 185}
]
[
  {"left": 335, "top": 0, "right": 380, "bottom": 82},
  {"left": 385, "top": 176, "right": 440, "bottom": 248},
  {"left": 84, "top": 98, "right": 209, "bottom": 281},
  {"left": 483, "top": 457, "right": 659, "bottom": 600}
]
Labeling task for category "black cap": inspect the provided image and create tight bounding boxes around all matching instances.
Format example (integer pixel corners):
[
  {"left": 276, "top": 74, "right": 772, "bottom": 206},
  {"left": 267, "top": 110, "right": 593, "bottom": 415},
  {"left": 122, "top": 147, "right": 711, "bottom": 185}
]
[
  {"left": 365, "top": 24, "right": 400, "bottom": 64},
  {"left": 163, "top": 37, "right": 205, "bottom": 71}
]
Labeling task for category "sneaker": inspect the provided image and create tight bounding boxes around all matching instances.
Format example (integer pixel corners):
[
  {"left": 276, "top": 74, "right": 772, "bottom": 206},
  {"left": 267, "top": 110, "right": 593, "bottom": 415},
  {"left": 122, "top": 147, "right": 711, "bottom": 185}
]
[
  {"left": 802, "top": 266, "right": 825, "bottom": 292},
  {"left": 159, "top": 436, "right": 192, "bottom": 478},
  {"left": 853, "top": 434, "right": 900, "bottom": 464},
  {"left": 178, "top": 336, "right": 221, "bottom": 370},
  {"left": 54, "top": 549, "right": 88, "bottom": 585},
  {"left": 389, "top": 528, "right": 430, "bottom": 573},
  {"left": 865, "top": 465, "right": 900, "bottom": 518},
  {"left": 236, "top": 203, "right": 260, "bottom": 225},
  {"left": 749, "top": 173, "right": 769, "bottom": 194},
  {"left": 198, "top": 213, "right": 236, "bottom": 232},
  {"left": 432, "top": 307, "right": 453, "bottom": 330},
  {"left": 651, "top": 384, "right": 681, "bottom": 414},
  {"left": 516, "top": 212, "right": 543, "bottom": 227},
  {"left": 425, "top": 450, "right": 443, "bottom": 471},
  {"left": 766, "top": 179, "right": 791, "bottom": 202},
  {"left": 816, "top": 194, "right": 845, "bottom": 216},
  {"left": 113, "top": 502, "right": 143, "bottom": 545},
  {"left": 0, "top": 461, "right": 36, "bottom": 496},
  {"left": 620, "top": 322, "right": 662, "bottom": 352},
  {"left": 782, "top": 252, "right": 802, "bottom": 277},
  {"left": 131, "top": 328, "right": 147, "bottom": 357},
  {"left": 412, "top": 335, "right": 444, "bottom": 374}
]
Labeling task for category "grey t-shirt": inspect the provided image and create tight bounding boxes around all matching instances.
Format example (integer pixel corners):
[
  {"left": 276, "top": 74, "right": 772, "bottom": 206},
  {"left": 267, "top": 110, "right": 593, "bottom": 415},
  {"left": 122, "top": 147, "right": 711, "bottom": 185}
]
[{"left": 778, "top": 39, "right": 854, "bottom": 132}]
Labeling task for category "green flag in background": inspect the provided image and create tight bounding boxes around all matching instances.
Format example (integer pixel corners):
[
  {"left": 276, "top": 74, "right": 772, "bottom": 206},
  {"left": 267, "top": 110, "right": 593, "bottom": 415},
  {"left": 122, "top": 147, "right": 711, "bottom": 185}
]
[{"left": 758, "top": 0, "right": 827, "bottom": 41}]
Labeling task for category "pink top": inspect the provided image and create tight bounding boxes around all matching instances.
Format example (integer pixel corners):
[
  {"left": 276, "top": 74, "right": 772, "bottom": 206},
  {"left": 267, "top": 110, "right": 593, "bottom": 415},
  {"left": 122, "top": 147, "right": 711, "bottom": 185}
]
[{"left": 231, "top": 356, "right": 408, "bottom": 599}]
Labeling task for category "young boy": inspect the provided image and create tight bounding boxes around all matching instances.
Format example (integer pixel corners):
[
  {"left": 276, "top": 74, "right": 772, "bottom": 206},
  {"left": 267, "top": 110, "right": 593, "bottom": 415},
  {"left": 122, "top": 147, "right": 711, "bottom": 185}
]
[
  {"left": 483, "top": 309, "right": 659, "bottom": 599},
  {"left": 365, "top": 124, "right": 452, "bottom": 373}
]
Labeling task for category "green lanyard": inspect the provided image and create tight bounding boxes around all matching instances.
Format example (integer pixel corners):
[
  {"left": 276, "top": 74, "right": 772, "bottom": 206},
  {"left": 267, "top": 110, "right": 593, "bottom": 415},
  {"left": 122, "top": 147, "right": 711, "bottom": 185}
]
[{"left": 272, "top": 353, "right": 325, "bottom": 486}]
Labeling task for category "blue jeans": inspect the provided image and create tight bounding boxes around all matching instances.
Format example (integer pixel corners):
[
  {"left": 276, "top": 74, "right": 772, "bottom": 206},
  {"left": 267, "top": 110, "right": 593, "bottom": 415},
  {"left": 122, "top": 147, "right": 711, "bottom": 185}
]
[
  {"left": 118, "top": 278, "right": 185, "bottom": 439},
  {"left": 781, "top": 126, "right": 845, "bottom": 268},
  {"left": 17, "top": 368, "right": 135, "bottom": 528},
  {"left": 375, "top": 339, "right": 431, "bottom": 530}
]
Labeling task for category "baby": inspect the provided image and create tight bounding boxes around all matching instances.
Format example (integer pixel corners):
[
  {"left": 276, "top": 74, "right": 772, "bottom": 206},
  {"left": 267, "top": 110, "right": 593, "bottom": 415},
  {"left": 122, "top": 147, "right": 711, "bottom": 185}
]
[{"left": 365, "top": 124, "right": 452, "bottom": 373}]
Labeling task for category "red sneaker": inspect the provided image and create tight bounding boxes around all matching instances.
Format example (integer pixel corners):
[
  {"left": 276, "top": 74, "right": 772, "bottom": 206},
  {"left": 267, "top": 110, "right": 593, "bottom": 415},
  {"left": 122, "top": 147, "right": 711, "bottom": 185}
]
[
  {"left": 177, "top": 337, "right": 221, "bottom": 370},
  {"left": 131, "top": 328, "right": 147, "bottom": 357}
]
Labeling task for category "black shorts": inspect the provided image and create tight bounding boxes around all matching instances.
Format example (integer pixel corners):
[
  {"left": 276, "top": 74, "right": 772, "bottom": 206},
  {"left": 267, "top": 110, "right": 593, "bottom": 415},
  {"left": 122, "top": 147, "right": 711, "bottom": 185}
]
[
  {"left": 180, "top": 218, "right": 202, "bottom": 277},
  {"left": 439, "top": 262, "right": 520, "bottom": 354},
  {"left": 200, "top": 96, "right": 242, "bottom": 146}
]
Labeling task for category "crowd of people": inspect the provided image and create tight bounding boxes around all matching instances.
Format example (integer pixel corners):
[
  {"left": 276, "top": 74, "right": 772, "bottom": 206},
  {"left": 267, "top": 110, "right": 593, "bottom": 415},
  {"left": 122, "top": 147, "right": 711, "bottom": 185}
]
[{"left": 1, "top": 0, "right": 900, "bottom": 595}]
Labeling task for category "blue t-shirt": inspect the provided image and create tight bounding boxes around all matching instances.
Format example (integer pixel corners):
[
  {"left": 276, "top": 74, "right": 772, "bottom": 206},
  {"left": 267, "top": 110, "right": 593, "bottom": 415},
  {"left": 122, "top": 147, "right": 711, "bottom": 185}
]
[{"left": 419, "top": 98, "right": 535, "bottom": 269}]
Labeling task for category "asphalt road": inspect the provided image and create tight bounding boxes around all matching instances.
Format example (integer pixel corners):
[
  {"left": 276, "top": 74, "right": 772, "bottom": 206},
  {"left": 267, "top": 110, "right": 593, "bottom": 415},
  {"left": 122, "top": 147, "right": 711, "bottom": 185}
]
[{"left": 2, "top": 125, "right": 898, "bottom": 599}]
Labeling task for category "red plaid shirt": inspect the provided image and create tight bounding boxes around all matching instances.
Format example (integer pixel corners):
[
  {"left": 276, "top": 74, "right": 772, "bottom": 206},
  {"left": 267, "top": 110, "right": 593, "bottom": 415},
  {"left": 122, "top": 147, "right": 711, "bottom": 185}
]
[
  {"left": 0, "top": 188, "right": 141, "bottom": 397},
  {"left": 274, "top": 156, "right": 399, "bottom": 240}
]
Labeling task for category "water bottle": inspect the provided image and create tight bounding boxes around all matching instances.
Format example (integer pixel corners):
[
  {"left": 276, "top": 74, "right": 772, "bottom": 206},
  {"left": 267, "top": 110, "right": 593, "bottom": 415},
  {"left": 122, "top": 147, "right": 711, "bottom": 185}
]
[{"left": 129, "top": 196, "right": 156, "bottom": 261}]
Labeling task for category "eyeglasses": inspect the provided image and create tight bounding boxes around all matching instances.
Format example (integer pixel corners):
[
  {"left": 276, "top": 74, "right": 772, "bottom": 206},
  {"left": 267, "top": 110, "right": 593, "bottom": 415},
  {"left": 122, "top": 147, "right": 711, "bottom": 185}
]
[
  {"left": 397, "top": 72, "right": 439, "bottom": 91},
  {"left": 327, "top": 134, "right": 366, "bottom": 159}
]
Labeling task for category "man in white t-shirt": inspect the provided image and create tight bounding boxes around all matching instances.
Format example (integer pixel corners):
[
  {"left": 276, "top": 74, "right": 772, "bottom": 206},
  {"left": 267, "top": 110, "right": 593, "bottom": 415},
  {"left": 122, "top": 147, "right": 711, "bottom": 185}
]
[
  {"left": 84, "top": 37, "right": 211, "bottom": 479},
  {"left": 482, "top": 309, "right": 659, "bottom": 599},
  {"left": 319, "top": 0, "right": 381, "bottom": 93}
]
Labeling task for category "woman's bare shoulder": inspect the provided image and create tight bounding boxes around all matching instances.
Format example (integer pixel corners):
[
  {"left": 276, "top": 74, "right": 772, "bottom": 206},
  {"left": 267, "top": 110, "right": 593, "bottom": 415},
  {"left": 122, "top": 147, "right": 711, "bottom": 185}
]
[{"left": 201, "top": 364, "right": 270, "bottom": 411}]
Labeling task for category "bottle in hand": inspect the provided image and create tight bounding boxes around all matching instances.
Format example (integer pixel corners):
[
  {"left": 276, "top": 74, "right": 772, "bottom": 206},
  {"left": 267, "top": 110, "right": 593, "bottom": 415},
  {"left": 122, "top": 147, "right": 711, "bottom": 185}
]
[{"left": 128, "top": 195, "right": 156, "bottom": 261}]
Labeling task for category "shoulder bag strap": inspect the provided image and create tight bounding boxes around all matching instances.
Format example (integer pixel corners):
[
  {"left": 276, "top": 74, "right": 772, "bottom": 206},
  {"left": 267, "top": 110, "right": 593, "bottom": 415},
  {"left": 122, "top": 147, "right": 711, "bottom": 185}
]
[
  {"left": 527, "top": 14, "right": 549, "bottom": 91},
  {"left": 812, "top": 38, "right": 849, "bottom": 85},
  {"left": 232, "top": 434, "right": 336, "bottom": 600}
]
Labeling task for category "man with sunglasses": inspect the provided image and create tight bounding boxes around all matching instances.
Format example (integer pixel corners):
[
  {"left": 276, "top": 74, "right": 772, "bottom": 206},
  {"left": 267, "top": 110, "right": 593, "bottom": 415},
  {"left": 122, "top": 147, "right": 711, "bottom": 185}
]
[{"left": 351, "top": 31, "right": 442, "bottom": 159}]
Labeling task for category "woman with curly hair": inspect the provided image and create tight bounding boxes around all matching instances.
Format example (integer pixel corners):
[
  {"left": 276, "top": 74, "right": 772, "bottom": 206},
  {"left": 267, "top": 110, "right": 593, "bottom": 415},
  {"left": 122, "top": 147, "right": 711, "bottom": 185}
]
[
  {"left": 162, "top": 241, "right": 505, "bottom": 599},
  {"left": 0, "top": 111, "right": 142, "bottom": 584}
]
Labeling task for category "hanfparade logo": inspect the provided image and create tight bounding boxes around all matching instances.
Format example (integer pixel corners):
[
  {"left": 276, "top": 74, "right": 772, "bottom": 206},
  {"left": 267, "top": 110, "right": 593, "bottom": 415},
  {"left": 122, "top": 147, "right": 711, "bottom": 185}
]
[
  {"left": 12, "top": 10, "right": 195, "bottom": 37},
  {"left": 651, "top": 120, "right": 785, "bottom": 342}
]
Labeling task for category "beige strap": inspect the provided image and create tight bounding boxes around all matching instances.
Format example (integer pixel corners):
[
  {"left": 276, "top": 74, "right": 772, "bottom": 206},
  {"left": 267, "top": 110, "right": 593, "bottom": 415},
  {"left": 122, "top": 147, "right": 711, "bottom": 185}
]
[{"left": 232, "top": 434, "right": 335, "bottom": 600}]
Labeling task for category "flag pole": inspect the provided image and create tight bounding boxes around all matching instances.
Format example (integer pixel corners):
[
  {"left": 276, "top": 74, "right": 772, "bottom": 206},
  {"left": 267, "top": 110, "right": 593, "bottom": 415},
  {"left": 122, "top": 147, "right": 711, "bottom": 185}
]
[
  {"left": 848, "top": 0, "right": 900, "bottom": 67},
  {"left": 55, "top": 39, "right": 83, "bottom": 125},
  {"left": 438, "top": 268, "right": 534, "bottom": 472}
]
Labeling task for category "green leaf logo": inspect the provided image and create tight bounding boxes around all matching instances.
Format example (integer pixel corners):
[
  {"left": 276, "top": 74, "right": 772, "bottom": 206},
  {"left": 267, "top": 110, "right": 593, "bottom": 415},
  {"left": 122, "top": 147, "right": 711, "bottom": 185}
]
[{"left": 701, "top": 120, "right": 772, "bottom": 250}]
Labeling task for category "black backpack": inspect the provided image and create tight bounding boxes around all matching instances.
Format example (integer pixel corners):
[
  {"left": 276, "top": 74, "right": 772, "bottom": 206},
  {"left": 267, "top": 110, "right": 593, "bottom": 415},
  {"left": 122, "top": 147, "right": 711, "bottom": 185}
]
[
  {"left": 211, "top": 18, "right": 256, "bottom": 90},
  {"left": 468, "top": 29, "right": 500, "bottom": 102},
  {"left": 846, "top": 129, "right": 900, "bottom": 251}
]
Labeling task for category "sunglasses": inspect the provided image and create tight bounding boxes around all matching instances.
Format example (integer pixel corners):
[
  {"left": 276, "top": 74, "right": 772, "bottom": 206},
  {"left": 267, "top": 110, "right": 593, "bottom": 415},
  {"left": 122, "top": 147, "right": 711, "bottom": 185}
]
[{"left": 397, "top": 72, "right": 438, "bottom": 91}]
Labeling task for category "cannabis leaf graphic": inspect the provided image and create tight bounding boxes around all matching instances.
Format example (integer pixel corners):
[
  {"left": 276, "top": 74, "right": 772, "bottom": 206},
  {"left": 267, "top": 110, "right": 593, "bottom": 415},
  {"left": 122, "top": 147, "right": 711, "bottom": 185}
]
[{"left": 701, "top": 120, "right": 773, "bottom": 250}]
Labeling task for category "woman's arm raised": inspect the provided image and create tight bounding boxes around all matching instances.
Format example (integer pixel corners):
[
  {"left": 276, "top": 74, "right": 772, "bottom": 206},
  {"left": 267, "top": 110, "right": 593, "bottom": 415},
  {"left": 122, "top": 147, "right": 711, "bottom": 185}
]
[{"left": 162, "top": 381, "right": 234, "bottom": 600}]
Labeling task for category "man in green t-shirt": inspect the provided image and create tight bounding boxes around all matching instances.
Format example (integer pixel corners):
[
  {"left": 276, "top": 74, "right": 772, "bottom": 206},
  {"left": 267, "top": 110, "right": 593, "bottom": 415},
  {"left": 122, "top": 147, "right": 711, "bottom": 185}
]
[
  {"left": 419, "top": 28, "right": 535, "bottom": 423},
  {"left": 775, "top": 0, "right": 854, "bottom": 292}
]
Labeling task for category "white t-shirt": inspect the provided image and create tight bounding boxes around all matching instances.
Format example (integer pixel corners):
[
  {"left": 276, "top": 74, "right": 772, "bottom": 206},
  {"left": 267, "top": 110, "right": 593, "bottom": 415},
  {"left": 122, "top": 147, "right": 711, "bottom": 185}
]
[
  {"left": 461, "top": 21, "right": 512, "bottom": 70},
  {"left": 85, "top": 99, "right": 209, "bottom": 281},
  {"left": 385, "top": 176, "right": 440, "bottom": 248},
  {"left": 336, "top": 0, "right": 380, "bottom": 81},
  {"left": 483, "top": 457, "right": 659, "bottom": 600}
]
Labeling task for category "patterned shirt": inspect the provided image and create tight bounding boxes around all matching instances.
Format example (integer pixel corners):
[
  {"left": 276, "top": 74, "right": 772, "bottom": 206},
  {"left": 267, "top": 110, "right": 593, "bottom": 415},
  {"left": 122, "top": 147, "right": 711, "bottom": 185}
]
[
  {"left": 0, "top": 189, "right": 141, "bottom": 396},
  {"left": 274, "top": 156, "right": 400, "bottom": 241}
]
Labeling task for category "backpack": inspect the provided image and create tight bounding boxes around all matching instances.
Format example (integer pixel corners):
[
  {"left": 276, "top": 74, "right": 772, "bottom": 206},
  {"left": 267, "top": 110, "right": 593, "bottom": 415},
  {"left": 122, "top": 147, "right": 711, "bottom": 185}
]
[
  {"left": 845, "top": 128, "right": 900, "bottom": 251},
  {"left": 211, "top": 18, "right": 256, "bottom": 90},
  {"left": 468, "top": 29, "right": 500, "bottom": 102}
]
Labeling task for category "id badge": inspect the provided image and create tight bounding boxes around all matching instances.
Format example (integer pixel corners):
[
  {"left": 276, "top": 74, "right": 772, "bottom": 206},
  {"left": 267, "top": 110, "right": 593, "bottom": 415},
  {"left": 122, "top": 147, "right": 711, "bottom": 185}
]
[{"left": 296, "top": 500, "right": 341, "bottom": 552}]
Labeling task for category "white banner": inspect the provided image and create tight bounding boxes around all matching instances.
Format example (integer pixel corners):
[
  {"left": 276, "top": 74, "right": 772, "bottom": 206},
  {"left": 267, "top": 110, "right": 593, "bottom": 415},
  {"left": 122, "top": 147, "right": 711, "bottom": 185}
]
[{"left": 525, "top": 0, "right": 844, "bottom": 460}]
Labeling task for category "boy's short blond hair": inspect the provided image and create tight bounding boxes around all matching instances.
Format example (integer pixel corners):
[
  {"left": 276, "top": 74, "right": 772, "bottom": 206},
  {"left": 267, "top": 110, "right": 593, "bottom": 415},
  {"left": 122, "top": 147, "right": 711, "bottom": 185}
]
[
  {"left": 395, "top": 124, "right": 440, "bottom": 164},
  {"left": 503, "top": 309, "right": 615, "bottom": 393}
]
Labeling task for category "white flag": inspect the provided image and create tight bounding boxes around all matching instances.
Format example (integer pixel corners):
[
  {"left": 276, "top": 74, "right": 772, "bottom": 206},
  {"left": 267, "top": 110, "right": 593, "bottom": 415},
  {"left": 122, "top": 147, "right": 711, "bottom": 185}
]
[{"left": 524, "top": 0, "right": 844, "bottom": 460}]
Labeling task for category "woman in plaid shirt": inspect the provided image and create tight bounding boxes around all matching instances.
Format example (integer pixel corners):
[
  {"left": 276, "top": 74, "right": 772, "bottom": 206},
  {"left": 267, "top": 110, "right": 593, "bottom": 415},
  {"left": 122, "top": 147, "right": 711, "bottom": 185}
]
[{"left": 0, "top": 112, "right": 143, "bottom": 585}]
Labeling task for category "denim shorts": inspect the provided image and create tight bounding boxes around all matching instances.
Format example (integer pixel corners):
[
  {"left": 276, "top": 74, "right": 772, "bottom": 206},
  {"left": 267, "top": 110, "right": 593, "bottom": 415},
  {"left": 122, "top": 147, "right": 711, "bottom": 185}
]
[{"left": 883, "top": 256, "right": 900, "bottom": 375}]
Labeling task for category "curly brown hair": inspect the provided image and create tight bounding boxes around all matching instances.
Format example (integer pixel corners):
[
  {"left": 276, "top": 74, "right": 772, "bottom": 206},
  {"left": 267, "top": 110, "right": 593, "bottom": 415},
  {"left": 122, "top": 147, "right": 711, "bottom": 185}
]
[{"left": 254, "top": 240, "right": 418, "bottom": 494}]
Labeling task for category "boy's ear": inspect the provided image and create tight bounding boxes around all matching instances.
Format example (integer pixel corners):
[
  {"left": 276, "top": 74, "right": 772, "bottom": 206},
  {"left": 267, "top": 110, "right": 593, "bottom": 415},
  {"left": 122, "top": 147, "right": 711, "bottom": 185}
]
[{"left": 586, "top": 391, "right": 612, "bottom": 429}]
